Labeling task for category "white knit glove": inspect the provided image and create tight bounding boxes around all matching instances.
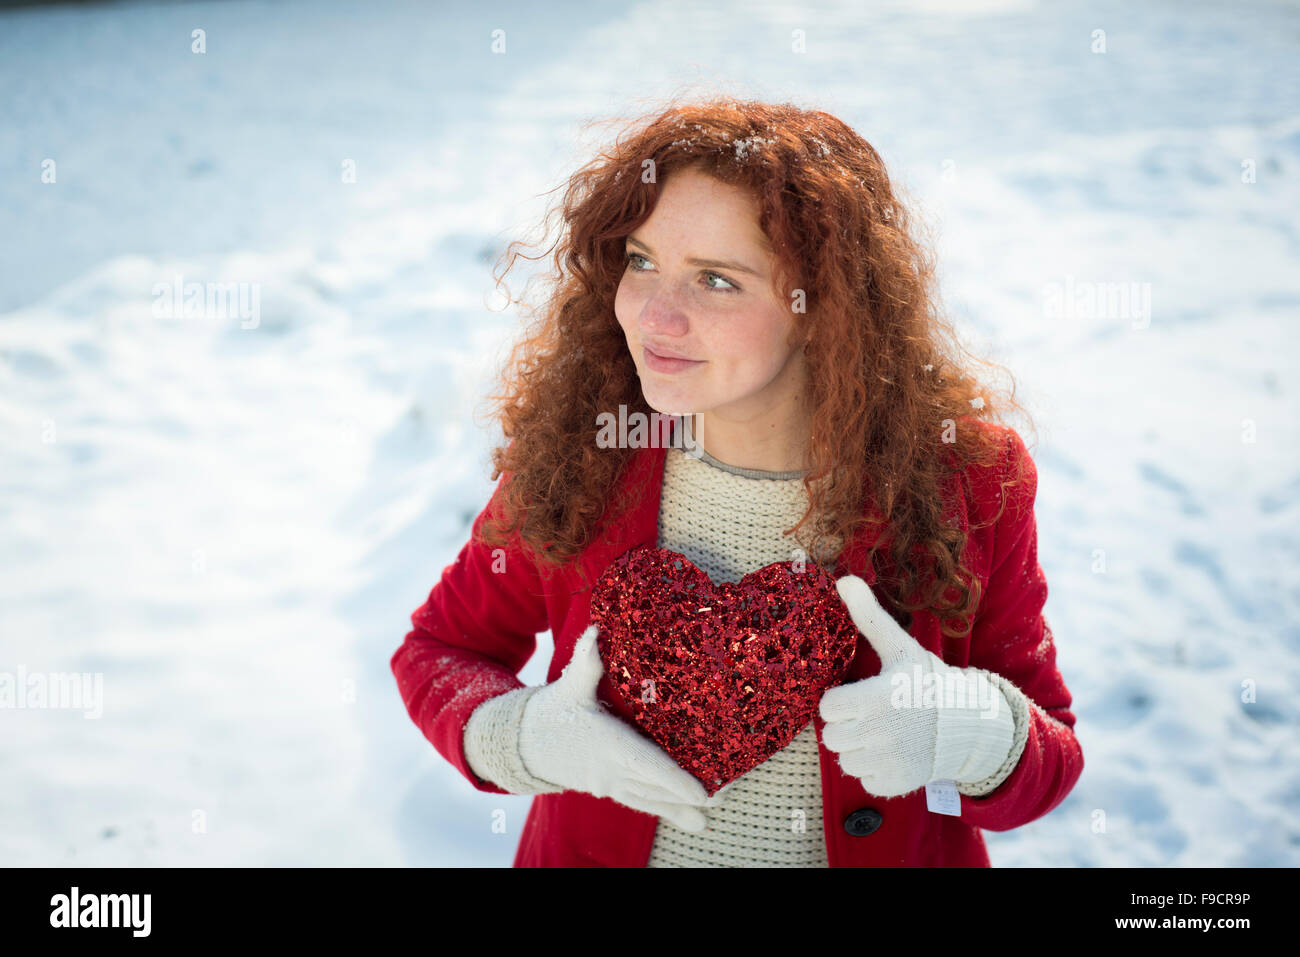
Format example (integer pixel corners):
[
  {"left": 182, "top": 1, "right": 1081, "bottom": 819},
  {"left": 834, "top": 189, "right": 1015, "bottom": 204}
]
[
  {"left": 818, "top": 575, "right": 1018, "bottom": 799},
  {"left": 514, "top": 624, "right": 728, "bottom": 832}
]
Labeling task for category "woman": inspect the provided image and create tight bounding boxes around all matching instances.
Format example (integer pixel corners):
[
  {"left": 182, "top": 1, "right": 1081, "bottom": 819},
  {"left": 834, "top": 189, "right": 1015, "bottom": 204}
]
[{"left": 391, "top": 97, "right": 1084, "bottom": 867}]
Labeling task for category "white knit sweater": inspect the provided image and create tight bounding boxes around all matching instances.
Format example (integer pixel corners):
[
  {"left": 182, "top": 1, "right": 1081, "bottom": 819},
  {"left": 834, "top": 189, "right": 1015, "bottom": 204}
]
[{"left": 462, "top": 443, "right": 1029, "bottom": 867}]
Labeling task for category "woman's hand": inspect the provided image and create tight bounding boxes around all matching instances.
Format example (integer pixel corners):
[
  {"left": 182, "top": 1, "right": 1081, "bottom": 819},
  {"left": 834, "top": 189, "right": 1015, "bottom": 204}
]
[
  {"left": 817, "top": 575, "right": 1017, "bottom": 799},
  {"left": 518, "top": 624, "right": 729, "bottom": 831}
]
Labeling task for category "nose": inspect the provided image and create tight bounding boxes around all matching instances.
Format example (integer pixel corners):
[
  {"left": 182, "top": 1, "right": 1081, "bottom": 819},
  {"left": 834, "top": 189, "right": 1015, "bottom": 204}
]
[{"left": 637, "top": 287, "right": 690, "bottom": 338}]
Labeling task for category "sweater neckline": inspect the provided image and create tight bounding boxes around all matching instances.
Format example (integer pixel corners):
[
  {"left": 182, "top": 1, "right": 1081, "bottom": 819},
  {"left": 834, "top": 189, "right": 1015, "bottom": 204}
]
[{"left": 682, "top": 444, "right": 809, "bottom": 481}]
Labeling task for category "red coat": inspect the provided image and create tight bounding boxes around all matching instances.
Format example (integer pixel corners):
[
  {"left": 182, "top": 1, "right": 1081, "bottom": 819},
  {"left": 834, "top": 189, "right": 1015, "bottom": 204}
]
[{"left": 391, "top": 423, "right": 1084, "bottom": 866}]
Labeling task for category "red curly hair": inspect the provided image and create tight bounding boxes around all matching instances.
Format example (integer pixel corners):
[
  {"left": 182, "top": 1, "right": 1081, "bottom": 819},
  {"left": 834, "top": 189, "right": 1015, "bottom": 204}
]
[{"left": 476, "top": 95, "right": 1036, "bottom": 639}]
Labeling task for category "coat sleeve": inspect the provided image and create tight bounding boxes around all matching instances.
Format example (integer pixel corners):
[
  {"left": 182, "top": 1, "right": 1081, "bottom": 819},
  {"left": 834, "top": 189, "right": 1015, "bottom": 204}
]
[
  {"left": 954, "top": 427, "right": 1085, "bottom": 830},
  {"left": 390, "top": 474, "right": 553, "bottom": 795}
]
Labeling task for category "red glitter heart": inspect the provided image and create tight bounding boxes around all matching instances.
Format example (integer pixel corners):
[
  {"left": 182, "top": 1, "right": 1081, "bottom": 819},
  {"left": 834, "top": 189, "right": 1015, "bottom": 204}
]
[{"left": 588, "top": 545, "right": 858, "bottom": 796}]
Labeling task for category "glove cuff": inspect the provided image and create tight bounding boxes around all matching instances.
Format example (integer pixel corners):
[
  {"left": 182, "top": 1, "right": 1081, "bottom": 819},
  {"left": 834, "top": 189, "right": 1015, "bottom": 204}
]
[
  {"left": 952, "top": 671, "right": 1032, "bottom": 797},
  {"left": 464, "top": 685, "right": 566, "bottom": 795}
]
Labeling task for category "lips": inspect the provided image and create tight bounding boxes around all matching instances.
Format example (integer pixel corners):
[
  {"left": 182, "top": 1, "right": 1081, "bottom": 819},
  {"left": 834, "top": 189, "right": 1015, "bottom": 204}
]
[
  {"left": 643, "top": 346, "right": 704, "bottom": 374},
  {"left": 645, "top": 343, "right": 698, "bottom": 361}
]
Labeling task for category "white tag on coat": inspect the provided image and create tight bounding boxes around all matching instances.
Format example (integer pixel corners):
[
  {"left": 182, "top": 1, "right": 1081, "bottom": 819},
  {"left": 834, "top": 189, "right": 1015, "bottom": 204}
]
[{"left": 925, "top": 779, "right": 961, "bottom": 815}]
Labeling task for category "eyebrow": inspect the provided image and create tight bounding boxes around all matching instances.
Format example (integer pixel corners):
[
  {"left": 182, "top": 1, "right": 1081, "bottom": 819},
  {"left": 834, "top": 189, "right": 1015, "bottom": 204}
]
[{"left": 625, "top": 235, "right": 763, "bottom": 277}]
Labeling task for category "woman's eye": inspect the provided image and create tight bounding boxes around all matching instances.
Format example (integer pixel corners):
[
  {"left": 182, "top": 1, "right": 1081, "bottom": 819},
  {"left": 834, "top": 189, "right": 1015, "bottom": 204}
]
[
  {"left": 625, "top": 251, "right": 651, "bottom": 271},
  {"left": 704, "top": 271, "right": 739, "bottom": 292}
]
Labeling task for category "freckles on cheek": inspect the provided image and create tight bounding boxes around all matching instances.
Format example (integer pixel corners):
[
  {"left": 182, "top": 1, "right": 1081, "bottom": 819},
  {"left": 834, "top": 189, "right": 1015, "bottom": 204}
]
[
  {"left": 615, "top": 310, "right": 635, "bottom": 343},
  {"left": 613, "top": 286, "right": 634, "bottom": 331}
]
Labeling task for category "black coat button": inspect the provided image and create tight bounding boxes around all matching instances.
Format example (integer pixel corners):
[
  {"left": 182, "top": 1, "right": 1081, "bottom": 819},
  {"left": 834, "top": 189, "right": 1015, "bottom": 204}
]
[{"left": 843, "top": 807, "right": 883, "bottom": 836}]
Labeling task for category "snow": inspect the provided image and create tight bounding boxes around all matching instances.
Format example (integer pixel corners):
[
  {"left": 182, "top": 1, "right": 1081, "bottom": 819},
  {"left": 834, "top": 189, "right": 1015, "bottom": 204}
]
[
  {"left": 732, "top": 135, "right": 776, "bottom": 161},
  {"left": 1, "top": 0, "right": 1298, "bottom": 867}
]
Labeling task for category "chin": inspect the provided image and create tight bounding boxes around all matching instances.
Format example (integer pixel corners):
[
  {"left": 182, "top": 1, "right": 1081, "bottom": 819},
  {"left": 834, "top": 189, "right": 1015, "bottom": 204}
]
[
  {"left": 639, "top": 383, "right": 700, "bottom": 417},
  {"left": 644, "top": 398, "right": 698, "bottom": 417}
]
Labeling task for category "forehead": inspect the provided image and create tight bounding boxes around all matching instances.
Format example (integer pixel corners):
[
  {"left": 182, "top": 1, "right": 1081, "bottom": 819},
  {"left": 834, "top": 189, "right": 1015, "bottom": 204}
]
[{"left": 642, "top": 167, "right": 771, "bottom": 251}]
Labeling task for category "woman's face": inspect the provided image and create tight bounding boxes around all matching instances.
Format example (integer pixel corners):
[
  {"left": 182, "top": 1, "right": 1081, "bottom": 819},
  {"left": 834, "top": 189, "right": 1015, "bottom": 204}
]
[{"left": 613, "top": 166, "right": 806, "bottom": 423}]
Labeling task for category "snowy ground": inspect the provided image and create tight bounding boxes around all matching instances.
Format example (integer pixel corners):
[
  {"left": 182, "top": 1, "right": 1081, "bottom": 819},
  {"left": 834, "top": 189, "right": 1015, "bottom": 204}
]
[{"left": 2, "top": 0, "right": 1298, "bottom": 867}]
